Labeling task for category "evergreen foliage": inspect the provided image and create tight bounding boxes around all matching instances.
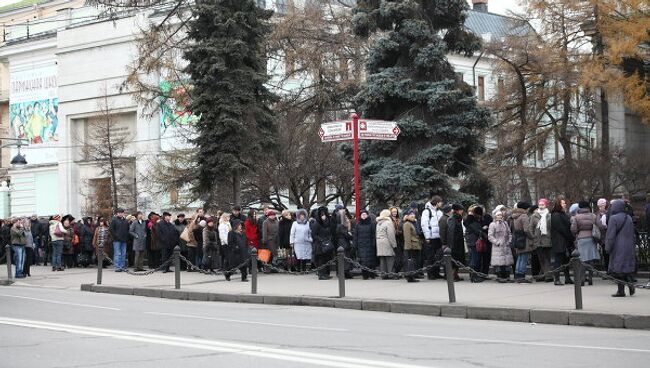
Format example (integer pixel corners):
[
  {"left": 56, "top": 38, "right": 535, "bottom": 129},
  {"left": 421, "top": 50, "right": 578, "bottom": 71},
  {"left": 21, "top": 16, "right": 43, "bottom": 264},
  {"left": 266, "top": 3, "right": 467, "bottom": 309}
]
[
  {"left": 353, "top": 0, "right": 491, "bottom": 206},
  {"left": 184, "top": 0, "right": 277, "bottom": 204}
]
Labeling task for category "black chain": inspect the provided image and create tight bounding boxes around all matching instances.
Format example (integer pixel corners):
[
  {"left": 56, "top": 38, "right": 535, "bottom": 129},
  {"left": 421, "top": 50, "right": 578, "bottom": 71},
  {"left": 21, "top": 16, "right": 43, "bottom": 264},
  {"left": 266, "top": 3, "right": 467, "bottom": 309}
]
[
  {"left": 581, "top": 262, "right": 650, "bottom": 289},
  {"left": 344, "top": 256, "right": 445, "bottom": 279},
  {"left": 451, "top": 259, "right": 571, "bottom": 281},
  {"left": 102, "top": 254, "right": 174, "bottom": 276},
  {"left": 179, "top": 254, "right": 250, "bottom": 276},
  {"left": 258, "top": 259, "right": 337, "bottom": 275}
]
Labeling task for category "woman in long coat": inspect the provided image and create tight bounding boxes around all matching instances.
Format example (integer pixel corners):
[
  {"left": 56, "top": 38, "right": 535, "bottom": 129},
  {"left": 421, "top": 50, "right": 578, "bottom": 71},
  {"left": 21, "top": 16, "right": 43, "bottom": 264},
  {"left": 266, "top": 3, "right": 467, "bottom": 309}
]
[
  {"left": 311, "top": 206, "right": 334, "bottom": 280},
  {"left": 290, "top": 209, "right": 312, "bottom": 272},
  {"left": 571, "top": 201, "right": 599, "bottom": 285},
  {"left": 225, "top": 220, "right": 248, "bottom": 282},
  {"left": 354, "top": 210, "right": 376, "bottom": 279},
  {"left": 488, "top": 210, "right": 513, "bottom": 282},
  {"left": 202, "top": 217, "right": 219, "bottom": 272},
  {"left": 512, "top": 202, "right": 534, "bottom": 283},
  {"left": 550, "top": 197, "right": 575, "bottom": 285},
  {"left": 376, "top": 209, "right": 397, "bottom": 279},
  {"left": 605, "top": 199, "right": 636, "bottom": 297}
]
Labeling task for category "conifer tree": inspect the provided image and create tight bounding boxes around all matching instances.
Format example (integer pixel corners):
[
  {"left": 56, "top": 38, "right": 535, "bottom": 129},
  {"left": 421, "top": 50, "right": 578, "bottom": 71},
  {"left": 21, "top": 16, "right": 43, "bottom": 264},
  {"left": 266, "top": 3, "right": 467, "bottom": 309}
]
[
  {"left": 184, "top": 0, "right": 276, "bottom": 205},
  {"left": 353, "top": 0, "right": 491, "bottom": 206}
]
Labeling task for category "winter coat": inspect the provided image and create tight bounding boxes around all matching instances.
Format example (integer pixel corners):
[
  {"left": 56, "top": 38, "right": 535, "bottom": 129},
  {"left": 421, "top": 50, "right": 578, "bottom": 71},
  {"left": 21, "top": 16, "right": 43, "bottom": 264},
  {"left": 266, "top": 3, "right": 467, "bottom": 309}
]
[
  {"left": 421, "top": 203, "right": 443, "bottom": 240},
  {"left": 571, "top": 209, "right": 596, "bottom": 240},
  {"left": 354, "top": 217, "right": 376, "bottom": 267},
  {"left": 30, "top": 219, "right": 44, "bottom": 240},
  {"left": 146, "top": 217, "right": 159, "bottom": 251},
  {"left": 376, "top": 216, "right": 397, "bottom": 257},
  {"left": 463, "top": 214, "right": 486, "bottom": 249},
  {"left": 447, "top": 214, "right": 465, "bottom": 262},
  {"left": 218, "top": 222, "right": 231, "bottom": 246},
  {"left": 244, "top": 219, "right": 259, "bottom": 248},
  {"left": 550, "top": 211, "right": 574, "bottom": 254},
  {"left": 129, "top": 220, "right": 147, "bottom": 252},
  {"left": 25, "top": 231, "right": 34, "bottom": 249},
  {"left": 278, "top": 217, "right": 293, "bottom": 249},
  {"left": 439, "top": 214, "right": 450, "bottom": 247},
  {"left": 49, "top": 220, "right": 65, "bottom": 242},
  {"left": 10, "top": 226, "right": 26, "bottom": 245},
  {"left": 226, "top": 231, "right": 248, "bottom": 269},
  {"left": 311, "top": 210, "right": 333, "bottom": 256},
  {"left": 79, "top": 224, "right": 95, "bottom": 252},
  {"left": 334, "top": 211, "right": 352, "bottom": 250},
  {"left": 262, "top": 217, "right": 279, "bottom": 253},
  {"left": 109, "top": 216, "right": 130, "bottom": 243},
  {"left": 290, "top": 210, "right": 312, "bottom": 260},
  {"left": 528, "top": 210, "right": 551, "bottom": 249},
  {"left": 155, "top": 220, "right": 179, "bottom": 250},
  {"left": 256, "top": 215, "right": 267, "bottom": 246},
  {"left": 605, "top": 200, "right": 636, "bottom": 274},
  {"left": 92, "top": 226, "right": 111, "bottom": 256},
  {"left": 403, "top": 220, "right": 422, "bottom": 251},
  {"left": 488, "top": 220, "right": 514, "bottom": 266},
  {"left": 202, "top": 226, "right": 219, "bottom": 251},
  {"left": 512, "top": 209, "right": 535, "bottom": 254}
]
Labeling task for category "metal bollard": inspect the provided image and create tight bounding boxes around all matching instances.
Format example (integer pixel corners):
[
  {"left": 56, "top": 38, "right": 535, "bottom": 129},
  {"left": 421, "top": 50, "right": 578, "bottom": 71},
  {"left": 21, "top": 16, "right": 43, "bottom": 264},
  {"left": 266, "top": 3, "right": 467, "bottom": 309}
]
[
  {"left": 174, "top": 245, "right": 181, "bottom": 290},
  {"left": 250, "top": 248, "right": 258, "bottom": 294},
  {"left": 5, "top": 244, "right": 12, "bottom": 281},
  {"left": 571, "top": 249, "right": 582, "bottom": 310},
  {"left": 337, "top": 246, "right": 345, "bottom": 298},
  {"left": 443, "top": 247, "right": 456, "bottom": 303},
  {"left": 97, "top": 244, "right": 104, "bottom": 285}
]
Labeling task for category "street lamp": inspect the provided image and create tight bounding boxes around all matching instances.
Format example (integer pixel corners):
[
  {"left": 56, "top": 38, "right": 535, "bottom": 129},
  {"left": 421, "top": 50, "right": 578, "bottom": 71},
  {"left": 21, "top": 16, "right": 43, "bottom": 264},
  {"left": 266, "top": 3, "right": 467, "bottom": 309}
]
[{"left": 1, "top": 138, "right": 29, "bottom": 167}]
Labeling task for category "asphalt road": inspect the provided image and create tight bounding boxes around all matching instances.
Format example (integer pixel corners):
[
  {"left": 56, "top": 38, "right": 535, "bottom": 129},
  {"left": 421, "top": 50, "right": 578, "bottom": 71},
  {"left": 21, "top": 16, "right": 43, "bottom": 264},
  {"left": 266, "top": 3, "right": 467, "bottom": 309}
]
[{"left": 0, "top": 286, "right": 648, "bottom": 368}]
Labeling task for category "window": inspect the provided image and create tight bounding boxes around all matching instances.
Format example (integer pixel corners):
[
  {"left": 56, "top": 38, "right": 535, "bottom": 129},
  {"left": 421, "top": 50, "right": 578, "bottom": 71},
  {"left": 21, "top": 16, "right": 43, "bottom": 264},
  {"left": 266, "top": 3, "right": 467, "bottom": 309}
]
[
  {"left": 275, "top": 0, "right": 287, "bottom": 14},
  {"left": 477, "top": 76, "right": 485, "bottom": 101}
]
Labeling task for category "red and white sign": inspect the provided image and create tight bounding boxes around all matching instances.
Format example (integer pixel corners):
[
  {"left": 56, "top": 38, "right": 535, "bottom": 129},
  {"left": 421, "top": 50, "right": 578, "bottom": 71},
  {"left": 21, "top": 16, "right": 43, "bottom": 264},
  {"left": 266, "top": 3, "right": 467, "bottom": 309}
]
[
  {"left": 318, "top": 121, "right": 353, "bottom": 142},
  {"left": 358, "top": 120, "right": 400, "bottom": 140}
]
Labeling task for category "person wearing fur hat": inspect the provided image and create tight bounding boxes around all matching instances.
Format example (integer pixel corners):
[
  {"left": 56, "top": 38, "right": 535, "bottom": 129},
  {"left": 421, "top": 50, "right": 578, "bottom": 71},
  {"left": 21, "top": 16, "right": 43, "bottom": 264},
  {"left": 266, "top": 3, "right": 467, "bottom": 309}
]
[
  {"left": 376, "top": 209, "right": 397, "bottom": 279},
  {"left": 512, "top": 202, "right": 533, "bottom": 283},
  {"left": 290, "top": 209, "right": 312, "bottom": 272},
  {"left": 464, "top": 206, "right": 487, "bottom": 283},
  {"left": 129, "top": 212, "right": 147, "bottom": 272},
  {"left": 354, "top": 210, "right": 376, "bottom": 279},
  {"left": 596, "top": 198, "right": 610, "bottom": 272},
  {"left": 489, "top": 208, "right": 513, "bottom": 282},
  {"left": 528, "top": 199, "right": 553, "bottom": 282},
  {"left": 447, "top": 204, "right": 466, "bottom": 281},
  {"left": 202, "top": 217, "right": 219, "bottom": 272},
  {"left": 155, "top": 212, "right": 180, "bottom": 273},
  {"left": 311, "top": 206, "right": 334, "bottom": 280},
  {"left": 571, "top": 201, "right": 599, "bottom": 285},
  {"left": 225, "top": 220, "right": 248, "bottom": 282},
  {"left": 403, "top": 210, "right": 422, "bottom": 283}
]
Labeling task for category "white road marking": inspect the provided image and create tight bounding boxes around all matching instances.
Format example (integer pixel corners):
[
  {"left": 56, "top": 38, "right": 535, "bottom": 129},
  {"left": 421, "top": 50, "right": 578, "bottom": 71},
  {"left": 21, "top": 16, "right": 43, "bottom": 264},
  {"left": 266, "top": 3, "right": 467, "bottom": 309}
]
[
  {"left": 145, "top": 311, "right": 348, "bottom": 332},
  {"left": 0, "top": 317, "right": 433, "bottom": 368},
  {"left": 407, "top": 334, "right": 650, "bottom": 354},
  {"left": 0, "top": 294, "right": 121, "bottom": 311}
]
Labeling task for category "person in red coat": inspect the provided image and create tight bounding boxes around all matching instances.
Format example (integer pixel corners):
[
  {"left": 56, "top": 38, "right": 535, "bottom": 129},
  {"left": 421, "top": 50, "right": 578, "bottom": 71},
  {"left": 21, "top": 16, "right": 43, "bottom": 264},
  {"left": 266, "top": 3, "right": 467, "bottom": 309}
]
[{"left": 244, "top": 210, "right": 259, "bottom": 249}]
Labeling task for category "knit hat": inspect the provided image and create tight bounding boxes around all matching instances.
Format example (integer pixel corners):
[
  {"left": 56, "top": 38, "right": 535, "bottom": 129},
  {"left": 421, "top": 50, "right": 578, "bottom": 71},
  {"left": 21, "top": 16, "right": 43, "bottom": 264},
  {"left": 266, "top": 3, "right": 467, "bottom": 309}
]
[
  {"left": 162, "top": 211, "right": 172, "bottom": 217},
  {"left": 441, "top": 204, "right": 452, "bottom": 213},
  {"left": 199, "top": 220, "right": 207, "bottom": 227},
  {"left": 206, "top": 217, "right": 214, "bottom": 224},
  {"left": 451, "top": 204, "right": 465, "bottom": 211},
  {"left": 538, "top": 198, "right": 550, "bottom": 207},
  {"left": 569, "top": 203, "right": 579, "bottom": 215},
  {"left": 405, "top": 209, "right": 416, "bottom": 216},
  {"left": 409, "top": 202, "right": 418, "bottom": 209},
  {"left": 578, "top": 201, "right": 590, "bottom": 209},
  {"left": 492, "top": 205, "right": 505, "bottom": 218},
  {"left": 597, "top": 198, "right": 607, "bottom": 207},
  {"left": 335, "top": 204, "right": 344, "bottom": 211}
]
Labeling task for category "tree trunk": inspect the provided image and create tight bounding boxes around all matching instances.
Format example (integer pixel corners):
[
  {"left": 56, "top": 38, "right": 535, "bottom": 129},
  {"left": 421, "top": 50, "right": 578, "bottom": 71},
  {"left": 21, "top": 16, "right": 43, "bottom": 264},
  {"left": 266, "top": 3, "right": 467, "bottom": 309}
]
[
  {"left": 600, "top": 89, "right": 611, "bottom": 197},
  {"left": 232, "top": 170, "right": 241, "bottom": 206}
]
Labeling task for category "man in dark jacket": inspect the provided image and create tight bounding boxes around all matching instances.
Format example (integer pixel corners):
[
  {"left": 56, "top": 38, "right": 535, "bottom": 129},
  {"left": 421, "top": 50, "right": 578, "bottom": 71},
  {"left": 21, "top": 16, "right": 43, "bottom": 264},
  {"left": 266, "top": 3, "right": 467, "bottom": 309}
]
[
  {"left": 155, "top": 212, "right": 180, "bottom": 272},
  {"left": 174, "top": 214, "right": 188, "bottom": 270},
  {"left": 230, "top": 206, "right": 246, "bottom": 228},
  {"left": 447, "top": 204, "right": 465, "bottom": 281},
  {"left": 109, "top": 208, "right": 130, "bottom": 272},
  {"left": 256, "top": 205, "right": 269, "bottom": 247},
  {"left": 30, "top": 215, "right": 45, "bottom": 265}
]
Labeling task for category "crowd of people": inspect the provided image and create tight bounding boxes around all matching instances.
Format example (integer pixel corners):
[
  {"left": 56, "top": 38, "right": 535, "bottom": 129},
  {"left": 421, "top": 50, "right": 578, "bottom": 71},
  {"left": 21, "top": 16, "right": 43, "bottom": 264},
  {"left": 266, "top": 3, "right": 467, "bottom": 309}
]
[{"left": 0, "top": 194, "right": 644, "bottom": 297}]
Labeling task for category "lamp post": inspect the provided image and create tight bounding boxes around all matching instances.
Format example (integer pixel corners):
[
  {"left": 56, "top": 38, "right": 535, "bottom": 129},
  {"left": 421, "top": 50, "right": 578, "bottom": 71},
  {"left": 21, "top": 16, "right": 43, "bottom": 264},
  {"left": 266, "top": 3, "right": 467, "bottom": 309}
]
[{"left": 1, "top": 138, "right": 29, "bottom": 167}]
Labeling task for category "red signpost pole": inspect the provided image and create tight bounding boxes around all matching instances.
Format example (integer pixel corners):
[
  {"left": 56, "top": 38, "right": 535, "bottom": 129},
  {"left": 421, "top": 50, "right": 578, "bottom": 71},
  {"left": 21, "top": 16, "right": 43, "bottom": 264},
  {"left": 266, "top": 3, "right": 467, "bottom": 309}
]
[{"left": 352, "top": 113, "right": 361, "bottom": 220}]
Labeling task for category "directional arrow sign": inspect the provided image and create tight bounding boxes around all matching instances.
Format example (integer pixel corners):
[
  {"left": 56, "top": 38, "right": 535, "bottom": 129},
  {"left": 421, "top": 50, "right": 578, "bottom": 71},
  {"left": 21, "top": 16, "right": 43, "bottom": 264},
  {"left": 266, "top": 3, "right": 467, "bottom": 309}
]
[
  {"left": 319, "top": 121, "right": 353, "bottom": 142},
  {"left": 358, "top": 120, "right": 400, "bottom": 140}
]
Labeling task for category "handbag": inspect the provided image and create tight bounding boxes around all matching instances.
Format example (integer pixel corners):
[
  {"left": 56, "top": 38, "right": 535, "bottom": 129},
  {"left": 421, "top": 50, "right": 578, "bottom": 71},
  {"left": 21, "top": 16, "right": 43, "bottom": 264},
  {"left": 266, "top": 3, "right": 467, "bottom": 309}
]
[
  {"left": 257, "top": 248, "right": 272, "bottom": 263},
  {"left": 512, "top": 229, "right": 526, "bottom": 249},
  {"left": 475, "top": 238, "right": 487, "bottom": 253},
  {"left": 592, "top": 223, "right": 601, "bottom": 241},
  {"left": 180, "top": 226, "right": 191, "bottom": 242},
  {"left": 320, "top": 240, "right": 335, "bottom": 254},
  {"left": 54, "top": 224, "right": 64, "bottom": 238}
]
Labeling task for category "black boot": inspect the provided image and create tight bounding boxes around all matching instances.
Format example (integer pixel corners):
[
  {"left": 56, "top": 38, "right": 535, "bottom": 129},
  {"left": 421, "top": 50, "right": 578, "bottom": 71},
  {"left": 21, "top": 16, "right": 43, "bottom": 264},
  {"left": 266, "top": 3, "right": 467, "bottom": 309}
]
[
  {"left": 612, "top": 282, "right": 626, "bottom": 297},
  {"left": 564, "top": 269, "right": 574, "bottom": 284},
  {"left": 554, "top": 273, "right": 564, "bottom": 286}
]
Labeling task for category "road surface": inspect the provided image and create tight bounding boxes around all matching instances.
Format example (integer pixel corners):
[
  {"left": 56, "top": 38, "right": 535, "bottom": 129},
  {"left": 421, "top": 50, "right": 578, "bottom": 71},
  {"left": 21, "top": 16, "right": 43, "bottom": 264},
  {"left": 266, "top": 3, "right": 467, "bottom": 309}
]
[{"left": 0, "top": 286, "right": 648, "bottom": 368}]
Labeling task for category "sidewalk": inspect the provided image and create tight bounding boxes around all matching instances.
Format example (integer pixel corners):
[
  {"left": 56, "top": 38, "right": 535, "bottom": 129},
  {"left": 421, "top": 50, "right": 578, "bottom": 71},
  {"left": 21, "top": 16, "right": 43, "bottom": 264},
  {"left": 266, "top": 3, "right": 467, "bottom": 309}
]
[{"left": 6, "top": 265, "right": 650, "bottom": 316}]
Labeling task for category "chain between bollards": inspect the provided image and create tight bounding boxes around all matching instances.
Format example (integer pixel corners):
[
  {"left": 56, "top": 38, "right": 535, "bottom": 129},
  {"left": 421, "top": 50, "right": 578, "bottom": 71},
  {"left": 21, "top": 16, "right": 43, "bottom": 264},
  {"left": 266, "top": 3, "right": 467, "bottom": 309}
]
[
  {"left": 97, "top": 244, "right": 104, "bottom": 285},
  {"left": 443, "top": 247, "right": 456, "bottom": 303},
  {"left": 337, "top": 246, "right": 345, "bottom": 298},
  {"left": 5, "top": 244, "right": 12, "bottom": 282},
  {"left": 250, "top": 248, "right": 258, "bottom": 294},
  {"left": 174, "top": 245, "right": 181, "bottom": 290},
  {"left": 571, "top": 249, "right": 583, "bottom": 310}
]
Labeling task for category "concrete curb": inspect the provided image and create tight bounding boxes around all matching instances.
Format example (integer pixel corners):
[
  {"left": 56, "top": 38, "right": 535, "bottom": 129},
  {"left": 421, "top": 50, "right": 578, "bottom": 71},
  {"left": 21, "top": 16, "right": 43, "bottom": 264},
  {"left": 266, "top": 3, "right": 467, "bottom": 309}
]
[{"left": 81, "top": 284, "right": 650, "bottom": 330}]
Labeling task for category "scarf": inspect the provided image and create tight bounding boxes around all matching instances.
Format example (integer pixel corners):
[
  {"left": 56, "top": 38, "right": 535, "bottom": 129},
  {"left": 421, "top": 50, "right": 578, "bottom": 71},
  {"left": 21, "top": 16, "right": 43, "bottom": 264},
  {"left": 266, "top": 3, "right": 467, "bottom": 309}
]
[{"left": 537, "top": 208, "right": 549, "bottom": 236}]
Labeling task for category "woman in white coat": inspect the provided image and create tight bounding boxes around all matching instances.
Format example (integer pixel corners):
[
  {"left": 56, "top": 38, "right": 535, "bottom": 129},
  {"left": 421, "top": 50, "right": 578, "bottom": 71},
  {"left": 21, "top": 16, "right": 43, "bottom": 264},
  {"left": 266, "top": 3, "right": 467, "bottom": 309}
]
[
  {"left": 290, "top": 209, "right": 312, "bottom": 272},
  {"left": 376, "top": 209, "right": 397, "bottom": 279}
]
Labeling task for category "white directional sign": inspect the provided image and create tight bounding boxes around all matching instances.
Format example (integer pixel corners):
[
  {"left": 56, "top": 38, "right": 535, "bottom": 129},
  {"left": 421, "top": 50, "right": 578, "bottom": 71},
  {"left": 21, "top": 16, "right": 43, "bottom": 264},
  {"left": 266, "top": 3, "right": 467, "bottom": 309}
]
[
  {"left": 318, "top": 121, "right": 353, "bottom": 142},
  {"left": 358, "top": 120, "right": 400, "bottom": 140}
]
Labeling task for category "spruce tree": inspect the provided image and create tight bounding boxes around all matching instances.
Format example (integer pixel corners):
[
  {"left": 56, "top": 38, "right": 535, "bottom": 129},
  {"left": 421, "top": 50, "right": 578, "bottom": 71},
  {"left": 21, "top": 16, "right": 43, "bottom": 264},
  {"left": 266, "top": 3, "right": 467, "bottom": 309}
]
[
  {"left": 353, "top": 0, "right": 491, "bottom": 206},
  {"left": 184, "top": 0, "right": 276, "bottom": 205}
]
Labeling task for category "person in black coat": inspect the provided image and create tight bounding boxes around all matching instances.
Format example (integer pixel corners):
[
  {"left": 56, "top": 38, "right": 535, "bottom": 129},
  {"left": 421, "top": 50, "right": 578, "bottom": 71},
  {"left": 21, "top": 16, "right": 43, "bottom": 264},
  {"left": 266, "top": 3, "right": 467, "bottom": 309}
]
[
  {"left": 278, "top": 210, "right": 293, "bottom": 250},
  {"left": 155, "top": 212, "right": 180, "bottom": 272},
  {"left": 550, "top": 197, "right": 575, "bottom": 285},
  {"left": 447, "top": 204, "right": 465, "bottom": 281},
  {"left": 354, "top": 210, "right": 377, "bottom": 279},
  {"left": 225, "top": 220, "right": 248, "bottom": 282},
  {"left": 464, "top": 208, "right": 487, "bottom": 283},
  {"left": 78, "top": 218, "right": 95, "bottom": 267},
  {"left": 311, "top": 206, "right": 335, "bottom": 280}
]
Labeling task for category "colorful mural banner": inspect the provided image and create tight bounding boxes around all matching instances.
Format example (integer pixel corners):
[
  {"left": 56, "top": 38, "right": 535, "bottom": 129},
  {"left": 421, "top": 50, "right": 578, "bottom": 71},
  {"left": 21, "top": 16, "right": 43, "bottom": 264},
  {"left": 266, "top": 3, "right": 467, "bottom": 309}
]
[
  {"left": 159, "top": 80, "right": 198, "bottom": 151},
  {"left": 10, "top": 66, "right": 59, "bottom": 145}
]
